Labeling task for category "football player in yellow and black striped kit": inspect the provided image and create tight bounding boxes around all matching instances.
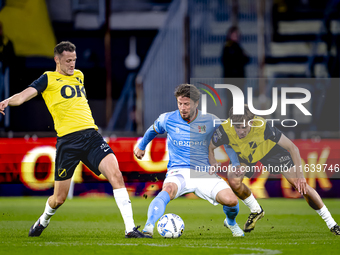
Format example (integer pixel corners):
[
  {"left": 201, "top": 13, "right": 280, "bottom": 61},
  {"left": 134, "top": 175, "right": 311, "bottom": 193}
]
[
  {"left": 0, "top": 41, "right": 150, "bottom": 238},
  {"left": 209, "top": 105, "right": 339, "bottom": 236}
]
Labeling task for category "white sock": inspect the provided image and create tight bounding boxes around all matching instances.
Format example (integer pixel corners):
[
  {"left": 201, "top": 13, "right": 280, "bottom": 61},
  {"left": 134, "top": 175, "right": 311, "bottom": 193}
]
[
  {"left": 316, "top": 205, "right": 337, "bottom": 229},
  {"left": 113, "top": 188, "right": 135, "bottom": 233},
  {"left": 242, "top": 193, "right": 262, "bottom": 213},
  {"left": 40, "top": 199, "right": 57, "bottom": 227}
]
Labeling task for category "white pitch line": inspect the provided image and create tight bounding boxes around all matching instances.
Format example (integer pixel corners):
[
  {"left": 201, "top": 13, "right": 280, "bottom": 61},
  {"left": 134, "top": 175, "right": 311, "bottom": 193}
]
[
  {"left": 6, "top": 241, "right": 282, "bottom": 253},
  {"left": 233, "top": 247, "right": 282, "bottom": 255}
]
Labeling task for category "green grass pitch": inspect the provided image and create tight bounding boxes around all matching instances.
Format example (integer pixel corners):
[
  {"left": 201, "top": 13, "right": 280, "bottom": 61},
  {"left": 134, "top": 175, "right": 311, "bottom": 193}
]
[{"left": 0, "top": 196, "right": 339, "bottom": 255}]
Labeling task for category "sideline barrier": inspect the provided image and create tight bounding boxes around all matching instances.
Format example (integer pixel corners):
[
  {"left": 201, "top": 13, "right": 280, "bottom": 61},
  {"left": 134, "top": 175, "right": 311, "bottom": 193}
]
[{"left": 0, "top": 137, "right": 339, "bottom": 198}]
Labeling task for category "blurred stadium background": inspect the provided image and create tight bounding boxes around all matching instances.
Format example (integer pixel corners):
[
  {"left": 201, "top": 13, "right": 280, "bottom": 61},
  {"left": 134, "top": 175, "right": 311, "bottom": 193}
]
[{"left": 0, "top": 0, "right": 339, "bottom": 198}]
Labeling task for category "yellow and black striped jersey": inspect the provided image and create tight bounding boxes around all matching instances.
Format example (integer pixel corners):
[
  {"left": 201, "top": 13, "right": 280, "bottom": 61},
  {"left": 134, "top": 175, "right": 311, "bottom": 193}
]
[
  {"left": 29, "top": 70, "right": 98, "bottom": 137},
  {"left": 212, "top": 116, "right": 282, "bottom": 163}
]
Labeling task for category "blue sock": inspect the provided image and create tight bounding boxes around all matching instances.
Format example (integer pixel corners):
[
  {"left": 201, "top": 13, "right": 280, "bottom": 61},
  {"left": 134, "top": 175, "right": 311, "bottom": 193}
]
[
  {"left": 223, "top": 203, "right": 239, "bottom": 226},
  {"left": 145, "top": 191, "right": 170, "bottom": 227}
]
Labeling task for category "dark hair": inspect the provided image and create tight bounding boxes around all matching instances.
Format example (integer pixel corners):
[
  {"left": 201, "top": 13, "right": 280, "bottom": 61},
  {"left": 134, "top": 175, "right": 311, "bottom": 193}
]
[
  {"left": 229, "top": 104, "right": 254, "bottom": 123},
  {"left": 54, "top": 41, "right": 76, "bottom": 56},
  {"left": 174, "top": 84, "right": 201, "bottom": 102},
  {"left": 226, "top": 26, "right": 239, "bottom": 41}
]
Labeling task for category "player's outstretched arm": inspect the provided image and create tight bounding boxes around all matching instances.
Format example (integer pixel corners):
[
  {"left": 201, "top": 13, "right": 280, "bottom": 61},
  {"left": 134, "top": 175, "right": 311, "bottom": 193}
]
[
  {"left": 277, "top": 134, "right": 307, "bottom": 194},
  {"left": 223, "top": 144, "right": 240, "bottom": 167},
  {"left": 134, "top": 124, "right": 160, "bottom": 160},
  {"left": 0, "top": 87, "right": 38, "bottom": 115}
]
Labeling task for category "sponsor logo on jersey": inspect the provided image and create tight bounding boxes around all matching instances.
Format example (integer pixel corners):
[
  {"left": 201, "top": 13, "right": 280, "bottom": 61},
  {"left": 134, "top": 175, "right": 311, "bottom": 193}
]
[
  {"left": 100, "top": 143, "right": 109, "bottom": 150},
  {"left": 213, "top": 128, "right": 222, "bottom": 143},
  {"left": 173, "top": 140, "right": 207, "bottom": 147},
  {"left": 213, "top": 132, "right": 219, "bottom": 143},
  {"left": 216, "top": 128, "right": 222, "bottom": 138},
  {"left": 60, "top": 85, "right": 86, "bottom": 99},
  {"left": 279, "top": 155, "right": 290, "bottom": 163}
]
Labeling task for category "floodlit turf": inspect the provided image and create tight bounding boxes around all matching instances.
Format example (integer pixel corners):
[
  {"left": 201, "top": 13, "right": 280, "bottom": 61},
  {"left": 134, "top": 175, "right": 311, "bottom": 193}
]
[{"left": 0, "top": 196, "right": 339, "bottom": 255}]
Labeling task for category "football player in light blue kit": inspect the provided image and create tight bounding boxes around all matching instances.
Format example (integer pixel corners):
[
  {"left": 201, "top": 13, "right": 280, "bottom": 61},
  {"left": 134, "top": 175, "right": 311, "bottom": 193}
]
[{"left": 134, "top": 84, "right": 244, "bottom": 237}]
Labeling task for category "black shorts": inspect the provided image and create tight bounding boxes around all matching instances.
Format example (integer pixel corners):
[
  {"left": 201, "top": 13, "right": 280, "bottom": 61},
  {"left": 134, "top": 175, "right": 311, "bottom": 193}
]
[
  {"left": 55, "top": 129, "right": 114, "bottom": 181},
  {"left": 239, "top": 144, "right": 294, "bottom": 177}
]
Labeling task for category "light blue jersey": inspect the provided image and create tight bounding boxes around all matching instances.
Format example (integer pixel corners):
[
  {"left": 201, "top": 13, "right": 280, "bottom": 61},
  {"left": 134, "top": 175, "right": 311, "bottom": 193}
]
[{"left": 138, "top": 110, "right": 218, "bottom": 171}]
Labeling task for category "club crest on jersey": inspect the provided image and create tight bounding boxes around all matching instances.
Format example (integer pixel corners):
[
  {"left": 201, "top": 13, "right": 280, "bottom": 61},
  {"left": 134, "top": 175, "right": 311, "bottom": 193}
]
[
  {"left": 58, "top": 168, "right": 67, "bottom": 178},
  {"left": 198, "top": 125, "right": 206, "bottom": 134},
  {"left": 175, "top": 127, "right": 180, "bottom": 133},
  {"left": 76, "top": 77, "right": 83, "bottom": 84}
]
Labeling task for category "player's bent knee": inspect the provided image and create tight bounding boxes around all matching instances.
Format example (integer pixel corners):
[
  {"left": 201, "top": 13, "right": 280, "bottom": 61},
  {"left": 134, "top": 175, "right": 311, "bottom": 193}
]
[
  {"left": 162, "top": 183, "right": 178, "bottom": 199},
  {"left": 111, "top": 168, "right": 123, "bottom": 179},
  {"left": 220, "top": 197, "right": 238, "bottom": 207},
  {"left": 228, "top": 197, "right": 238, "bottom": 207},
  {"left": 162, "top": 185, "right": 174, "bottom": 194},
  {"left": 216, "top": 189, "right": 238, "bottom": 206}
]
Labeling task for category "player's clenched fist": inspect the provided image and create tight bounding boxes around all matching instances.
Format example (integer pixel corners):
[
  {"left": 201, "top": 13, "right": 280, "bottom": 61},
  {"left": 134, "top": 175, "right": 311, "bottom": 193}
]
[{"left": 134, "top": 146, "right": 145, "bottom": 159}]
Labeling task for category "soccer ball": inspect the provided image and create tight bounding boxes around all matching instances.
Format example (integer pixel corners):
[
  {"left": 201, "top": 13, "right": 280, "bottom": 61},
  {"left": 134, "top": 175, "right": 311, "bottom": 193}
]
[{"left": 157, "top": 213, "right": 185, "bottom": 238}]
